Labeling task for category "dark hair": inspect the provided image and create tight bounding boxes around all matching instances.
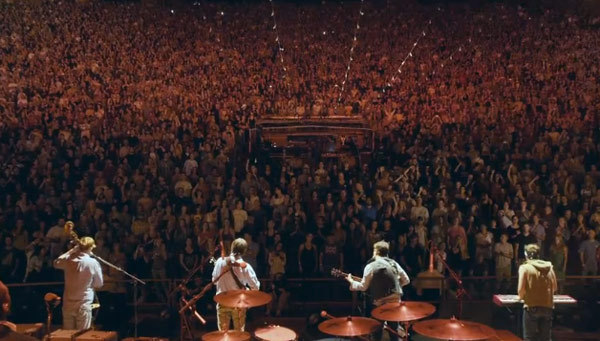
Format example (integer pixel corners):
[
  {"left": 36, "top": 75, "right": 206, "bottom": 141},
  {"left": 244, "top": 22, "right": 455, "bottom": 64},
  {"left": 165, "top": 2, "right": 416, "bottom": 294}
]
[
  {"left": 231, "top": 238, "right": 248, "bottom": 256},
  {"left": 373, "top": 240, "right": 390, "bottom": 257}
]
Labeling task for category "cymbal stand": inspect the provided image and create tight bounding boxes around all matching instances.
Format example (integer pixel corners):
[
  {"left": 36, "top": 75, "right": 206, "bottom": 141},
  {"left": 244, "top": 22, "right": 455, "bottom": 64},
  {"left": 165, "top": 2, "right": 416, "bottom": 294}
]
[{"left": 384, "top": 323, "right": 406, "bottom": 341}]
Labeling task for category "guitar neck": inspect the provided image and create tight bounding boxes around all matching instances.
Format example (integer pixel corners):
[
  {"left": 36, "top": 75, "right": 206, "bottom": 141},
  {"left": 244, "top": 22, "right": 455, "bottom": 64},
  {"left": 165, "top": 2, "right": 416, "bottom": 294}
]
[{"left": 332, "top": 269, "right": 362, "bottom": 282}]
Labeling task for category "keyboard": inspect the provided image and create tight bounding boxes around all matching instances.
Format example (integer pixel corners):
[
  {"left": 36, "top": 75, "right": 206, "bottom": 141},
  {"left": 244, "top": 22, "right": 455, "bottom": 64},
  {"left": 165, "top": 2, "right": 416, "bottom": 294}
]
[{"left": 493, "top": 294, "right": 577, "bottom": 307}]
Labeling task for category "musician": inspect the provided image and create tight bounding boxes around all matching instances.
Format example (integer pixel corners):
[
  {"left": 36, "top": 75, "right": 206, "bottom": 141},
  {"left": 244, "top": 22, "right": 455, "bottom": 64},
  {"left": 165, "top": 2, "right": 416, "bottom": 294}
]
[
  {"left": 0, "top": 280, "right": 38, "bottom": 341},
  {"left": 212, "top": 238, "right": 260, "bottom": 331},
  {"left": 346, "top": 240, "right": 410, "bottom": 341},
  {"left": 54, "top": 237, "right": 104, "bottom": 330},
  {"left": 518, "top": 244, "right": 557, "bottom": 341}
]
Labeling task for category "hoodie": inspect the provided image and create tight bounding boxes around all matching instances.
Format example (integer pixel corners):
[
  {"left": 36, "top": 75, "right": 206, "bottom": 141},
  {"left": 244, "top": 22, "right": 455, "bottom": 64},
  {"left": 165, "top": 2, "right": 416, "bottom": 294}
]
[{"left": 518, "top": 259, "right": 557, "bottom": 308}]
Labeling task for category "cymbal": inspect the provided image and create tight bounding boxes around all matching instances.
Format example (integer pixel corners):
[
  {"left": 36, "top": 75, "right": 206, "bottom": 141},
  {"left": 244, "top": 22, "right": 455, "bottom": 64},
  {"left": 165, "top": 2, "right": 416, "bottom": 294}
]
[
  {"left": 318, "top": 316, "right": 381, "bottom": 337},
  {"left": 254, "top": 325, "right": 297, "bottom": 341},
  {"left": 371, "top": 301, "right": 436, "bottom": 322},
  {"left": 201, "top": 331, "right": 251, "bottom": 341},
  {"left": 413, "top": 318, "right": 497, "bottom": 341},
  {"left": 214, "top": 290, "right": 272, "bottom": 308}
]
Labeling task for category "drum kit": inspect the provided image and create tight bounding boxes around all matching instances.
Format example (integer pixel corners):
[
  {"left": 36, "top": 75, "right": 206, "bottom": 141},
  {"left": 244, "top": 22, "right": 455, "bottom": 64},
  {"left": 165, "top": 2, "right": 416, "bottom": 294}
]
[
  {"left": 200, "top": 290, "right": 498, "bottom": 341},
  {"left": 201, "top": 290, "right": 298, "bottom": 341}
]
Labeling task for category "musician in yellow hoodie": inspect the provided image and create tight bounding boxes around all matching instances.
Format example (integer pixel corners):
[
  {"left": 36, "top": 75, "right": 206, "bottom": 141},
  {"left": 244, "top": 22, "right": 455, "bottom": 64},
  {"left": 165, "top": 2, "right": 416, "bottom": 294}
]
[{"left": 518, "top": 244, "right": 557, "bottom": 341}]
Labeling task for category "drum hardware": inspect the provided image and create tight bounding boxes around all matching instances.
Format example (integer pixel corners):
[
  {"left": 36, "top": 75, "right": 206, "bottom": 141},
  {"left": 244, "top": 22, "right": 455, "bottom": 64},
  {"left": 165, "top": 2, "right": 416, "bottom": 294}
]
[{"left": 371, "top": 301, "right": 437, "bottom": 341}]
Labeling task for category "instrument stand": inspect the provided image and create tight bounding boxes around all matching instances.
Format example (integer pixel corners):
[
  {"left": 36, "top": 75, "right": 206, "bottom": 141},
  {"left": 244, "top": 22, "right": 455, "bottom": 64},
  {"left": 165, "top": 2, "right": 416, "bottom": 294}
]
[
  {"left": 178, "top": 266, "right": 234, "bottom": 314},
  {"left": 170, "top": 263, "right": 210, "bottom": 341},
  {"left": 179, "top": 298, "right": 196, "bottom": 341},
  {"left": 92, "top": 253, "right": 145, "bottom": 337},
  {"left": 44, "top": 301, "right": 59, "bottom": 340},
  {"left": 383, "top": 323, "right": 406, "bottom": 341}
]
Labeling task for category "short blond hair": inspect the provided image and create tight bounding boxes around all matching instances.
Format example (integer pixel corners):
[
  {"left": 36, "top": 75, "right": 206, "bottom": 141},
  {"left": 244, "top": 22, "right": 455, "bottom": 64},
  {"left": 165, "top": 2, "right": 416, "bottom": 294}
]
[
  {"left": 79, "top": 237, "right": 96, "bottom": 252},
  {"left": 231, "top": 238, "right": 248, "bottom": 256}
]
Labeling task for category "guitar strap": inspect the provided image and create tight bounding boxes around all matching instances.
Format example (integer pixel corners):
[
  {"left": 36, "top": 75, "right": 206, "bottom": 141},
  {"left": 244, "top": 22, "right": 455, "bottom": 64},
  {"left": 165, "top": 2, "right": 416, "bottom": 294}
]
[
  {"left": 227, "top": 260, "right": 246, "bottom": 290},
  {"left": 382, "top": 257, "right": 400, "bottom": 278}
]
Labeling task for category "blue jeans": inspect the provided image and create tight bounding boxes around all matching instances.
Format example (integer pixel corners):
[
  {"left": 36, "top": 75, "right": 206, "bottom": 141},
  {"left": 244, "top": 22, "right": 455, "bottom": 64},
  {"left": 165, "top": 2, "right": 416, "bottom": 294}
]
[{"left": 523, "top": 307, "right": 553, "bottom": 341}]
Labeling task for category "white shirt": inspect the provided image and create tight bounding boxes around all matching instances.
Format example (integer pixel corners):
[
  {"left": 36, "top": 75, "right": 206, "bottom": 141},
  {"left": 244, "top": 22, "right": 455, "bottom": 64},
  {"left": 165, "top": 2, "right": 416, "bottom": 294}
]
[
  {"left": 54, "top": 250, "right": 103, "bottom": 308},
  {"left": 212, "top": 254, "right": 260, "bottom": 295}
]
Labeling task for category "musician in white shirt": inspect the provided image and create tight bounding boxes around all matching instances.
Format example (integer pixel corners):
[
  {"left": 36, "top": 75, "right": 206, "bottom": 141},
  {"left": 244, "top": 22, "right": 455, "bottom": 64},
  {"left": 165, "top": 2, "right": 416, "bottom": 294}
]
[
  {"left": 212, "top": 238, "right": 260, "bottom": 331},
  {"left": 54, "top": 237, "right": 103, "bottom": 330}
]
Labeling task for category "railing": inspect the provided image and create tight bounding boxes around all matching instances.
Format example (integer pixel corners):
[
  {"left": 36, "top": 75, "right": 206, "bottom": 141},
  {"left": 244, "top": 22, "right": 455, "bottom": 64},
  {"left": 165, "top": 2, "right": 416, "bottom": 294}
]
[{"left": 6, "top": 275, "right": 600, "bottom": 308}]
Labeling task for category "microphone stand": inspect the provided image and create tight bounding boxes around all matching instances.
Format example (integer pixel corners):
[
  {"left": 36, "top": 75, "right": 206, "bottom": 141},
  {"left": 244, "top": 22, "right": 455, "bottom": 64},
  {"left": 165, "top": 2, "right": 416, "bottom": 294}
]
[
  {"left": 432, "top": 246, "right": 471, "bottom": 319},
  {"left": 92, "top": 253, "right": 145, "bottom": 338}
]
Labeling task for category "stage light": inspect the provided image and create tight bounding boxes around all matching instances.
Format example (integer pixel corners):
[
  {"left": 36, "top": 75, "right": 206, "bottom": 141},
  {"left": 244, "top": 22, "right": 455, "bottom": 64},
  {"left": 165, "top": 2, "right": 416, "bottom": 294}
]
[{"left": 336, "top": 0, "right": 365, "bottom": 105}]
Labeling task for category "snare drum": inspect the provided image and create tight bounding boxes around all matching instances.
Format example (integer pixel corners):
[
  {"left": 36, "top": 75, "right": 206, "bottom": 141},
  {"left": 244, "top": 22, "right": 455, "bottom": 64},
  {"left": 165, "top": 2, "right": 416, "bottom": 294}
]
[{"left": 254, "top": 325, "right": 297, "bottom": 341}]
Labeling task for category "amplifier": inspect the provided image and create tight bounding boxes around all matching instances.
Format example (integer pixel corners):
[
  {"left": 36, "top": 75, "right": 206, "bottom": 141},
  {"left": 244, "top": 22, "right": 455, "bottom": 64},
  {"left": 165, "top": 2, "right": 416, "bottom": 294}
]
[
  {"left": 16, "top": 323, "right": 44, "bottom": 339},
  {"left": 75, "top": 330, "right": 118, "bottom": 341},
  {"left": 49, "top": 329, "right": 85, "bottom": 341}
]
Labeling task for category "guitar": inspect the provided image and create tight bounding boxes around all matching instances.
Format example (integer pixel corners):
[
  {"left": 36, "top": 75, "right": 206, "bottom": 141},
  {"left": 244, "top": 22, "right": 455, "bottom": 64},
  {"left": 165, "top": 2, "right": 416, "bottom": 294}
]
[
  {"left": 331, "top": 268, "right": 361, "bottom": 282},
  {"left": 331, "top": 268, "right": 369, "bottom": 315}
]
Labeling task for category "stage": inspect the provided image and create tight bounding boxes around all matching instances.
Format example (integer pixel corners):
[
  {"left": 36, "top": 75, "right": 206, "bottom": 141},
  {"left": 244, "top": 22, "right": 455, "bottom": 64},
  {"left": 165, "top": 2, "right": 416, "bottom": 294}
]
[{"left": 250, "top": 116, "right": 374, "bottom": 165}]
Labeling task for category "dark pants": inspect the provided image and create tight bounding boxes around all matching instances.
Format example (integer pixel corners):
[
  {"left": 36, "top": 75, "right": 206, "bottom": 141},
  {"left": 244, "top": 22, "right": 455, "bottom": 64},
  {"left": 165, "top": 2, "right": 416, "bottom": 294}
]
[{"left": 523, "top": 307, "right": 553, "bottom": 341}]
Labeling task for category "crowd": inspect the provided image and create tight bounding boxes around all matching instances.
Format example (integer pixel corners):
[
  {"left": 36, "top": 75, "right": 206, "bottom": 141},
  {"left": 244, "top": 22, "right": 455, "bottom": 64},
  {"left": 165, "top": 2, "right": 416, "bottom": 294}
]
[{"left": 1, "top": 0, "right": 600, "bottom": 309}]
